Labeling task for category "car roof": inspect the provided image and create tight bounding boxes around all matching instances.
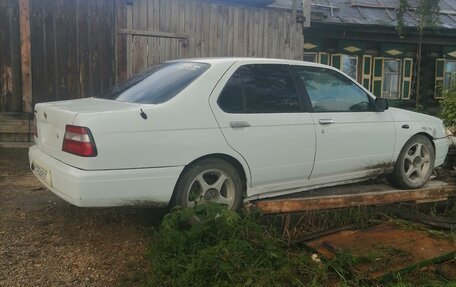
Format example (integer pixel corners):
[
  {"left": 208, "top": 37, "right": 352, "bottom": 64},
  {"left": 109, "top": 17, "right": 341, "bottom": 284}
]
[{"left": 169, "top": 57, "right": 331, "bottom": 69}]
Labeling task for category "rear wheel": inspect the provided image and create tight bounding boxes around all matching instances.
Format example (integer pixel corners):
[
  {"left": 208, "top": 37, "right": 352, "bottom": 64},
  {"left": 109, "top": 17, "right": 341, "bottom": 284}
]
[
  {"left": 389, "top": 135, "right": 435, "bottom": 189},
  {"left": 174, "top": 158, "right": 244, "bottom": 210}
]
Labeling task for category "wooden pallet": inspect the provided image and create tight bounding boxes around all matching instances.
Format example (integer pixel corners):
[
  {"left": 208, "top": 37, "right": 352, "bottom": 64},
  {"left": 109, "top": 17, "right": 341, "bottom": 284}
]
[{"left": 250, "top": 181, "right": 456, "bottom": 214}]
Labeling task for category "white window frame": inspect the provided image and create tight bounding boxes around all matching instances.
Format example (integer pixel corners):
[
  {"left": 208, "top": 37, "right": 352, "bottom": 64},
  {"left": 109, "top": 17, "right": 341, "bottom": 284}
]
[
  {"left": 382, "top": 58, "right": 402, "bottom": 99},
  {"left": 443, "top": 59, "right": 456, "bottom": 93},
  {"left": 340, "top": 54, "right": 358, "bottom": 81}
]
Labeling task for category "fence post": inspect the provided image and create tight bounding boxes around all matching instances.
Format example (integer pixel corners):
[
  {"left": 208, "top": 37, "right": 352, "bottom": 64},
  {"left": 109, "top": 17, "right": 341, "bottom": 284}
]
[{"left": 19, "top": 0, "right": 32, "bottom": 113}]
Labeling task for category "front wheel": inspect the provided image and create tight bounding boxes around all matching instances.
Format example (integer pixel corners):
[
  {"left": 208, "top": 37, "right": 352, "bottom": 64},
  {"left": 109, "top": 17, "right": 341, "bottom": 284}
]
[
  {"left": 388, "top": 135, "right": 435, "bottom": 189},
  {"left": 173, "top": 158, "right": 244, "bottom": 210}
]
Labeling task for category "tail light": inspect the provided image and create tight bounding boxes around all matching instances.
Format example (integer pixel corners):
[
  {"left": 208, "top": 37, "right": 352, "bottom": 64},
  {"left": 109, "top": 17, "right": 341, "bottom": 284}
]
[{"left": 62, "top": 125, "right": 98, "bottom": 157}]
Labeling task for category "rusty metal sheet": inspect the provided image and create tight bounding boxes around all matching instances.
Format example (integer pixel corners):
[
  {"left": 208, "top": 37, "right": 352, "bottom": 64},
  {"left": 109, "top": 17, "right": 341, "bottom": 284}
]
[{"left": 305, "top": 222, "right": 456, "bottom": 279}]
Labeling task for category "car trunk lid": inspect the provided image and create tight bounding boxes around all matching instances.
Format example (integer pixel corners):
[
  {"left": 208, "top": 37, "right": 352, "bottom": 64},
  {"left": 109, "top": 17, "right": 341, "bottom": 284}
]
[{"left": 35, "top": 98, "right": 141, "bottom": 164}]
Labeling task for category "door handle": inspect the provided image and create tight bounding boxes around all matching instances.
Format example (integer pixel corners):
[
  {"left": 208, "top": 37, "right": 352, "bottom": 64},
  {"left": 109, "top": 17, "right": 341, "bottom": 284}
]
[
  {"left": 230, "top": 121, "right": 250, "bottom": 128},
  {"left": 318, "top": 119, "right": 335, "bottom": 125}
]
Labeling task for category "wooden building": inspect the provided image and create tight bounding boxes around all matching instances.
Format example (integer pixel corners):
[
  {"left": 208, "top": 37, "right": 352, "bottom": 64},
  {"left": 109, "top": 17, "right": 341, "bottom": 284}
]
[
  {"left": 283, "top": 0, "right": 456, "bottom": 111},
  {"left": 0, "top": 0, "right": 305, "bottom": 146}
]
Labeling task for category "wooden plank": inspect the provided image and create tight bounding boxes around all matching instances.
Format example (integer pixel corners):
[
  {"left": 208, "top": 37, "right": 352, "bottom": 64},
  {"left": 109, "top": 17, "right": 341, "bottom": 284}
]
[
  {"left": 262, "top": 10, "right": 269, "bottom": 58},
  {"left": 215, "top": 5, "right": 223, "bottom": 56},
  {"left": 221, "top": 5, "right": 228, "bottom": 56},
  {"left": 0, "top": 112, "right": 32, "bottom": 120},
  {"left": 29, "top": 0, "right": 44, "bottom": 105},
  {"left": 242, "top": 9, "right": 252, "bottom": 57},
  {"left": 77, "top": 0, "right": 90, "bottom": 98},
  {"left": 164, "top": 0, "right": 171, "bottom": 60},
  {"left": 115, "top": 0, "right": 128, "bottom": 82},
  {"left": 0, "top": 125, "right": 30, "bottom": 133},
  {"left": 19, "top": 0, "right": 32, "bottom": 113},
  {"left": 126, "top": 1, "right": 133, "bottom": 77},
  {"left": 253, "top": 181, "right": 456, "bottom": 214},
  {"left": 137, "top": 0, "right": 148, "bottom": 71},
  {"left": 11, "top": 0, "right": 23, "bottom": 112},
  {"left": 0, "top": 5, "right": 13, "bottom": 112},
  {"left": 0, "top": 141, "right": 34, "bottom": 148},
  {"left": 170, "top": 0, "right": 178, "bottom": 60},
  {"left": 201, "top": 3, "right": 210, "bottom": 57},
  {"left": 146, "top": 0, "right": 154, "bottom": 66},
  {"left": 232, "top": 7, "right": 239, "bottom": 56},
  {"left": 1, "top": 119, "right": 29, "bottom": 126},
  {"left": 179, "top": 0, "right": 186, "bottom": 58},
  {"left": 152, "top": 0, "right": 160, "bottom": 64},
  {"left": 182, "top": 0, "right": 190, "bottom": 58},
  {"left": 102, "top": 0, "right": 115, "bottom": 92},
  {"left": 209, "top": 5, "right": 217, "bottom": 57}
]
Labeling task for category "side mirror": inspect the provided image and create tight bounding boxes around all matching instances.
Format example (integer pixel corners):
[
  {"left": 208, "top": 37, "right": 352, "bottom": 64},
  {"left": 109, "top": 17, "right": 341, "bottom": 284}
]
[{"left": 374, "top": 98, "right": 389, "bottom": 112}]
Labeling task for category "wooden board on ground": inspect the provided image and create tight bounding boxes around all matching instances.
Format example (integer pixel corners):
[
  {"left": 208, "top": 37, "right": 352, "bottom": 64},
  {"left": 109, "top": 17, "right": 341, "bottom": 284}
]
[
  {"left": 305, "top": 222, "right": 456, "bottom": 280},
  {"left": 251, "top": 181, "right": 456, "bottom": 214}
]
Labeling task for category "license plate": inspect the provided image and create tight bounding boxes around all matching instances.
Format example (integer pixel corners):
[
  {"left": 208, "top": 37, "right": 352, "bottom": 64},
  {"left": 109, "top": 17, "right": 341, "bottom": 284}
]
[{"left": 32, "top": 162, "right": 52, "bottom": 186}]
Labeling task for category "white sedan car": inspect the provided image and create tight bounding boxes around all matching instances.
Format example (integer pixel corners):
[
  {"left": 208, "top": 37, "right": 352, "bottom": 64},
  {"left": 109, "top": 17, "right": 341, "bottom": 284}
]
[{"left": 29, "top": 58, "right": 449, "bottom": 210}]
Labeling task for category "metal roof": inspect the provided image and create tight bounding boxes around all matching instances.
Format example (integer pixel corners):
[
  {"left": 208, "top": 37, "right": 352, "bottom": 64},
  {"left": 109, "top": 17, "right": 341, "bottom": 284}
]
[{"left": 268, "top": 0, "right": 456, "bottom": 29}]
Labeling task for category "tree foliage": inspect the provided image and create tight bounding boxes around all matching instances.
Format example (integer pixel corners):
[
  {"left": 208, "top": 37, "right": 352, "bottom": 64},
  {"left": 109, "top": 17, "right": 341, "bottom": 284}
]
[{"left": 396, "top": 0, "right": 441, "bottom": 34}]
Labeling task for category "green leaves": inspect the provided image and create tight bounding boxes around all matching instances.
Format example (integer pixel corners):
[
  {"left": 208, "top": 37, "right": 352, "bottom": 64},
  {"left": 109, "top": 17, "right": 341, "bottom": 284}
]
[
  {"left": 440, "top": 91, "right": 456, "bottom": 127},
  {"left": 146, "top": 204, "right": 320, "bottom": 287}
]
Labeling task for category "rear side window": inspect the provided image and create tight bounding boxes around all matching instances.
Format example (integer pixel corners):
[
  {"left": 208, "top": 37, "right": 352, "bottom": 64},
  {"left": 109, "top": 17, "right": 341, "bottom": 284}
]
[
  {"left": 102, "top": 62, "right": 209, "bottom": 104},
  {"left": 218, "top": 64, "right": 301, "bottom": 113}
]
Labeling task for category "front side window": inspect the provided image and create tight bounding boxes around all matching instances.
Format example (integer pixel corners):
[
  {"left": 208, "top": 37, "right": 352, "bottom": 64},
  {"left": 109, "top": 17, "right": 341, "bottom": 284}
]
[
  {"left": 444, "top": 60, "right": 456, "bottom": 93},
  {"left": 101, "top": 61, "right": 209, "bottom": 104},
  {"left": 294, "top": 66, "right": 372, "bottom": 112},
  {"left": 382, "top": 59, "right": 402, "bottom": 99},
  {"left": 218, "top": 64, "right": 301, "bottom": 113}
]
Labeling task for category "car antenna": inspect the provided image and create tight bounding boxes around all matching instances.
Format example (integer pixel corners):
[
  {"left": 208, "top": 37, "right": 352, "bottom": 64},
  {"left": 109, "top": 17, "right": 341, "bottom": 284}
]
[{"left": 140, "top": 108, "right": 148, "bottom": 120}]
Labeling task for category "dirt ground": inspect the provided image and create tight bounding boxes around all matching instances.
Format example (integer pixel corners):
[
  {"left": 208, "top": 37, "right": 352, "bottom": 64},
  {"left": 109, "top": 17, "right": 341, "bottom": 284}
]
[{"left": 0, "top": 148, "right": 166, "bottom": 287}]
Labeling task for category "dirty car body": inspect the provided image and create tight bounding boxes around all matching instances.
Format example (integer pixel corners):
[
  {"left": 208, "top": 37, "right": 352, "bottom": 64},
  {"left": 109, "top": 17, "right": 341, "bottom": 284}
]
[{"left": 29, "top": 58, "right": 449, "bottom": 208}]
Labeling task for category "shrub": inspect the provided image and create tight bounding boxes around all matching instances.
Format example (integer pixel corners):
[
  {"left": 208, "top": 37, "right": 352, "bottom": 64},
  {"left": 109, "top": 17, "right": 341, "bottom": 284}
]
[
  {"left": 146, "top": 204, "right": 327, "bottom": 287},
  {"left": 440, "top": 91, "right": 456, "bottom": 128}
]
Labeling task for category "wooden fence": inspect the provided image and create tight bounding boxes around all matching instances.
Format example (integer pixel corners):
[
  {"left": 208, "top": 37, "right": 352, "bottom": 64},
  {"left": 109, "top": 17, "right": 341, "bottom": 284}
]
[
  {"left": 30, "top": 0, "right": 116, "bottom": 104},
  {"left": 0, "top": 0, "right": 304, "bottom": 144},
  {"left": 117, "top": 0, "right": 304, "bottom": 79},
  {"left": 0, "top": 0, "right": 22, "bottom": 113}
]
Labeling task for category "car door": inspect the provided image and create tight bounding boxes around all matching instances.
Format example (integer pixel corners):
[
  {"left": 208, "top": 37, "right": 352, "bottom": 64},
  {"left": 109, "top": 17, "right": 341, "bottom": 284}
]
[
  {"left": 292, "top": 65, "right": 395, "bottom": 181},
  {"left": 209, "top": 62, "right": 316, "bottom": 193}
]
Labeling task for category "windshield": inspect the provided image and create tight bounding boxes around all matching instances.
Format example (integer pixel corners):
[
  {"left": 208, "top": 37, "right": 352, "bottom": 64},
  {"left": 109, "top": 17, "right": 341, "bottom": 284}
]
[{"left": 101, "top": 61, "right": 210, "bottom": 104}]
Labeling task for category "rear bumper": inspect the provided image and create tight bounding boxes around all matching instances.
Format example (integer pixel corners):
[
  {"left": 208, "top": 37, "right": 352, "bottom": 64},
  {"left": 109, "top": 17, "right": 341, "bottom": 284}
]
[
  {"left": 434, "top": 137, "right": 450, "bottom": 167},
  {"left": 28, "top": 145, "right": 183, "bottom": 207}
]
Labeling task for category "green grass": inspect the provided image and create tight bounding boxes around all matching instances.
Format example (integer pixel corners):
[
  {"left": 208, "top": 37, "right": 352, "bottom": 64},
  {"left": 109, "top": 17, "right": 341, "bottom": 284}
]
[{"left": 132, "top": 204, "right": 456, "bottom": 287}]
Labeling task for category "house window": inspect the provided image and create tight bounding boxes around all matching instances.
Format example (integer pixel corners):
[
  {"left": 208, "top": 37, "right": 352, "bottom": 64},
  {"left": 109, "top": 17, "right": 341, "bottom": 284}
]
[
  {"left": 382, "top": 59, "right": 402, "bottom": 99},
  {"left": 341, "top": 55, "right": 358, "bottom": 81},
  {"left": 303, "top": 52, "right": 317, "bottom": 63},
  {"left": 444, "top": 60, "right": 456, "bottom": 92}
]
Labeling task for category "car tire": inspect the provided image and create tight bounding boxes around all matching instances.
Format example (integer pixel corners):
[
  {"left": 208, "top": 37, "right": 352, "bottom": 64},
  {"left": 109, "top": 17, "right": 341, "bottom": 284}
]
[
  {"left": 173, "top": 158, "right": 244, "bottom": 210},
  {"left": 388, "top": 135, "right": 435, "bottom": 189}
]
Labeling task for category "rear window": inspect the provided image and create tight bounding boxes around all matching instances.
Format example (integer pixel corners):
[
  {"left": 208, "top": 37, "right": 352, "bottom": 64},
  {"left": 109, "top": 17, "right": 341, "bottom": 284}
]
[{"left": 101, "top": 61, "right": 210, "bottom": 104}]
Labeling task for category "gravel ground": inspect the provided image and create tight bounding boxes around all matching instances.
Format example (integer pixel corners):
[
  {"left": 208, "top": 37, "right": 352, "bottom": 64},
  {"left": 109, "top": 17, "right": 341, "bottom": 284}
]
[{"left": 0, "top": 148, "right": 166, "bottom": 287}]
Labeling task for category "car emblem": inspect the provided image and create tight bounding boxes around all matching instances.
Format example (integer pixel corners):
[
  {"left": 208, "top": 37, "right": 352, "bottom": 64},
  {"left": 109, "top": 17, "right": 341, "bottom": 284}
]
[{"left": 44, "top": 112, "right": 47, "bottom": 119}]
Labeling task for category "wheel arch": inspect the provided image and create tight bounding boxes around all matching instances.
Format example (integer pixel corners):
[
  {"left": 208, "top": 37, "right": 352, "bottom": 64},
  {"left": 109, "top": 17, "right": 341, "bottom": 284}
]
[
  {"left": 169, "top": 153, "right": 250, "bottom": 206},
  {"left": 413, "top": 132, "right": 436, "bottom": 155}
]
